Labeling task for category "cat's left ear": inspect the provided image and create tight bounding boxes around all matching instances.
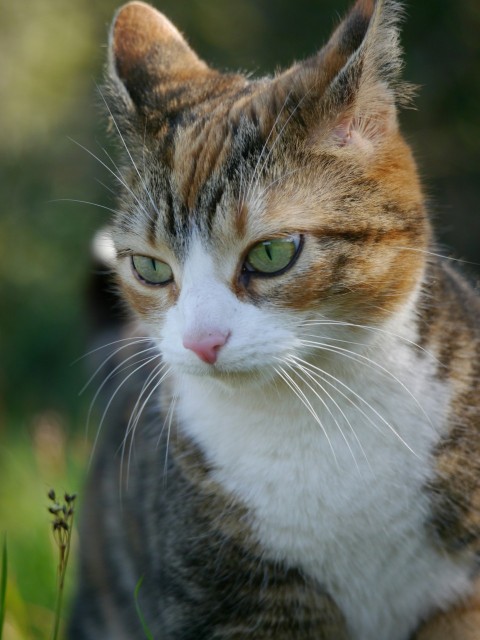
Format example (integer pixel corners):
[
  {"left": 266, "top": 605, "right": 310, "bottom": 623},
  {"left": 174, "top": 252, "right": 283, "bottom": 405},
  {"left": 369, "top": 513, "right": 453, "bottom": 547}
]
[
  {"left": 105, "top": 1, "right": 217, "bottom": 131},
  {"left": 270, "top": 0, "right": 410, "bottom": 153}
]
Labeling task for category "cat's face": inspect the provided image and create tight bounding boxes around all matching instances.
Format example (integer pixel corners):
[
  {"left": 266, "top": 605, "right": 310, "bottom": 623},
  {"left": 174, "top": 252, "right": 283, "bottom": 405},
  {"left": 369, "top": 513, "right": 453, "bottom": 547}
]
[{"left": 109, "top": 0, "right": 429, "bottom": 382}]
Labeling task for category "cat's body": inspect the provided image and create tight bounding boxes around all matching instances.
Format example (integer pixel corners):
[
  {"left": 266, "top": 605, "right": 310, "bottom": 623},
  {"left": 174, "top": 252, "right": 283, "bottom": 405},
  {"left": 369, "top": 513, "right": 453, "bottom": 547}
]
[{"left": 69, "top": 1, "right": 480, "bottom": 638}]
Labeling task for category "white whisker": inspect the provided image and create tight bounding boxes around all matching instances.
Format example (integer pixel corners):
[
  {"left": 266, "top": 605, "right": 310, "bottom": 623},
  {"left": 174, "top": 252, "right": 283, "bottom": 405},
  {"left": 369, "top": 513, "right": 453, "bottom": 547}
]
[
  {"left": 118, "top": 359, "right": 167, "bottom": 497},
  {"left": 286, "top": 358, "right": 372, "bottom": 471},
  {"left": 88, "top": 353, "right": 161, "bottom": 467},
  {"left": 124, "top": 366, "right": 171, "bottom": 486},
  {"left": 122, "top": 361, "right": 166, "bottom": 449},
  {"left": 79, "top": 338, "right": 156, "bottom": 395},
  {"left": 72, "top": 336, "right": 153, "bottom": 365},
  {"left": 289, "top": 354, "right": 418, "bottom": 457},
  {"left": 161, "top": 393, "right": 178, "bottom": 485},
  {"left": 242, "top": 89, "right": 293, "bottom": 207},
  {"left": 95, "top": 177, "right": 117, "bottom": 196},
  {"left": 275, "top": 365, "right": 339, "bottom": 467},
  {"left": 285, "top": 361, "right": 361, "bottom": 470},
  {"left": 247, "top": 87, "right": 314, "bottom": 204},
  {"left": 68, "top": 137, "right": 152, "bottom": 222},
  {"left": 49, "top": 198, "right": 123, "bottom": 216},
  {"left": 255, "top": 168, "right": 302, "bottom": 201},
  {"left": 96, "top": 85, "right": 161, "bottom": 221},
  {"left": 299, "top": 338, "right": 432, "bottom": 428},
  {"left": 390, "top": 245, "right": 480, "bottom": 267},
  {"left": 85, "top": 346, "right": 160, "bottom": 427},
  {"left": 300, "top": 318, "right": 441, "bottom": 364}
]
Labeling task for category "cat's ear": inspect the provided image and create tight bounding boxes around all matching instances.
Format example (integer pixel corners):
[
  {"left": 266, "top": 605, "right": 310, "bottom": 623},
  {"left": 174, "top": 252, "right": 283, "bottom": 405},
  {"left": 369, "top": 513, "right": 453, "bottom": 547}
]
[
  {"left": 106, "top": 1, "right": 213, "bottom": 122},
  {"left": 270, "top": 0, "right": 410, "bottom": 154}
]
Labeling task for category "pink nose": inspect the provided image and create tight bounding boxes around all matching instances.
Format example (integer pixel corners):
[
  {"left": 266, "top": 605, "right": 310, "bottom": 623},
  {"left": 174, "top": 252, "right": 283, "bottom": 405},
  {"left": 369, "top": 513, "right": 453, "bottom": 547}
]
[{"left": 182, "top": 332, "right": 229, "bottom": 364}]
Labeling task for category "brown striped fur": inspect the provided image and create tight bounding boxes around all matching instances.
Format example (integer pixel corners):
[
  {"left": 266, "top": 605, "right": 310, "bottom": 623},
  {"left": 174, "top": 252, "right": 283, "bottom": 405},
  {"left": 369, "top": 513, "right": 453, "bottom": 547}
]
[{"left": 70, "top": 1, "right": 480, "bottom": 638}]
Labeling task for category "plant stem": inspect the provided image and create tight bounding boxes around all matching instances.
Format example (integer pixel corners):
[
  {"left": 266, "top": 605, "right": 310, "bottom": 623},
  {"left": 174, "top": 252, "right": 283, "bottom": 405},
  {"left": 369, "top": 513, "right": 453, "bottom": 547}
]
[
  {"left": 51, "top": 512, "right": 73, "bottom": 640},
  {"left": 0, "top": 536, "right": 6, "bottom": 640},
  {"left": 48, "top": 491, "right": 76, "bottom": 640}
]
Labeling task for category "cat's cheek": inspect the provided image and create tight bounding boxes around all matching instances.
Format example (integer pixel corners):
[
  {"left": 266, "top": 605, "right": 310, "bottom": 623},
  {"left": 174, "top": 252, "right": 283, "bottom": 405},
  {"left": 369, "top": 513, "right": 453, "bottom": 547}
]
[
  {"left": 119, "top": 282, "right": 158, "bottom": 317},
  {"left": 117, "top": 280, "right": 176, "bottom": 325}
]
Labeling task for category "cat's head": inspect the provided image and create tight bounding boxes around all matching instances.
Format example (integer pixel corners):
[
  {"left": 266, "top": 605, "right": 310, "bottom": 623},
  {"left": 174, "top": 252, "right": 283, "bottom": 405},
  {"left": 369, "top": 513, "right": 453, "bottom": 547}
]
[{"left": 106, "top": 0, "right": 429, "bottom": 382}]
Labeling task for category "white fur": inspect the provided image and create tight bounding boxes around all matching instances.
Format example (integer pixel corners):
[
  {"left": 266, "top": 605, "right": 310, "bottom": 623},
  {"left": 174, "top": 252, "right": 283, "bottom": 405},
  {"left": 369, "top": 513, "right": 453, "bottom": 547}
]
[
  {"left": 159, "top": 237, "right": 297, "bottom": 375},
  {"left": 160, "top": 241, "right": 472, "bottom": 640}
]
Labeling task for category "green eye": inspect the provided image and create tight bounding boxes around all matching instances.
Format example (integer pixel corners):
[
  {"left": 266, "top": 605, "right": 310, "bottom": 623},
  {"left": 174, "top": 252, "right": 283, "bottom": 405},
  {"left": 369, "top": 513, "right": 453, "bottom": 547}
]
[
  {"left": 245, "top": 235, "right": 302, "bottom": 275},
  {"left": 131, "top": 255, "right": 173, "bottom": 285}
]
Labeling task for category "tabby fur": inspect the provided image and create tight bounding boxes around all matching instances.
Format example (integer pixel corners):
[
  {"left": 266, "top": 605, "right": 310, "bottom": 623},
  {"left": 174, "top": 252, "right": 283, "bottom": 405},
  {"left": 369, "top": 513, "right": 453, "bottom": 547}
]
[{"left": 69, "top": 1, "right": 480, "bottom": 638}]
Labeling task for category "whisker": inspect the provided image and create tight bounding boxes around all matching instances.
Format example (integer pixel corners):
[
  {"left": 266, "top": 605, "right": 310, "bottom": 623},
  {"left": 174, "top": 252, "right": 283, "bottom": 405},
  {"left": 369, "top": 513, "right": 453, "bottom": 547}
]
[
  {"left": 118, "top": 360, "right": 167, "bottom": 496},
  {"left": 85, "top": 348, "right": 160, "bottom": 454},
  {"left": 300, "top": 318, "right": 441, "bottom": 365},
  {"left": 301, "top": 333, "right": 372, "bottom": 349},
  {"left": 95, "top": 177, "right": 117, "bottom": 196},
  {"left": 68, "top": 137, "right": 152, "bottom": 222},
  {"left": 275, "top": 364, "right": 339, "bottom": 467},
  {"left": 299, "top": 339, "right": 432, "bottom": 427},
  {"left": 49, "top": 198, "right": 123, "bottom": 217},
  {"left": 390, "top": 245, "right": 480, "bottom": 267},
  {"left": 161, "top": 393, "right": 178, "bottom": 485},
  {"left": 96, "top": 84, "right": 161, "bottom": 221},
  {"left": 247, "top": 87, "right": 314, "bottom": 205},
  {"left": 241, "top": 89, "right": 293, "bottom": 207},
  {"left": 124, "top": 366, "right": 171, "bottom": 486},
  {"left": 85, "top": 345, "right": 160, "bottom": 418},
  {"left": 122, "top": 361, "right": 166, "bottom": 449},
  {"left": 90, "top": 352, "right": 160, "bottom": 419},
  {"left": 286, "top": 358, "right": 371, "bottom": 470},
  {"left": 72, "top": 336, "right": 153, "bottom": 365},
  {"left": 79, "top": 338, "right": 156, "bottom": 395},
  {"left": 254, "top": 168, "right": 302, "bottom": 201},
  {"left": 288, "top": 356, "right": 384, "bottom": 439},
  {"left": 285, "top": 361, "right": 361, "bottom": 470},
  {"left": 88, "top": 353, "right": 161, "bottom": 467},
  {"left": 289, "top": 355, "right": 418, "bottom": 457}
]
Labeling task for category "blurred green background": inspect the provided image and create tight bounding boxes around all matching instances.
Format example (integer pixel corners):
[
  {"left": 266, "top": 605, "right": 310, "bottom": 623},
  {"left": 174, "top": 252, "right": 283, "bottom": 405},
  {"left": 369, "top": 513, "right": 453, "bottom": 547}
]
[{"left": 1, "top": 0, "right": 479, "bottom": 637}]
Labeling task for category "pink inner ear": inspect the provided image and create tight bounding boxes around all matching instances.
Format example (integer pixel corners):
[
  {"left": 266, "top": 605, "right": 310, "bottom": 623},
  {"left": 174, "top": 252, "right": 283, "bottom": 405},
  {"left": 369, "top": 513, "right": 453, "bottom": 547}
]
[
  {"left": 331, "top": 106, "right": 395, "bottom": 154},
  {"left": 333, "top": 118, "right": 374, "bottom": 153},
  {"left": 333, "top": 119, "right": 354, "bottom": 147}
]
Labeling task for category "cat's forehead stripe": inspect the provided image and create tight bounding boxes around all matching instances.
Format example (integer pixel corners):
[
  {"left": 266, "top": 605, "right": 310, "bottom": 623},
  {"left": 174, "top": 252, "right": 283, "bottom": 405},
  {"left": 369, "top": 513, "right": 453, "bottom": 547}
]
[{"left": 163, "top": 109, "right": 266, "bottom": 238}]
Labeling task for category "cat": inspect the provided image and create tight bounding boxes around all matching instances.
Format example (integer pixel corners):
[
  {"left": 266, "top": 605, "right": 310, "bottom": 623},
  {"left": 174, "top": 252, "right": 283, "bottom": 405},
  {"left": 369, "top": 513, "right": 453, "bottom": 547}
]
[{"left": 68, "top": 0, "right": 480, "bottom": 638}]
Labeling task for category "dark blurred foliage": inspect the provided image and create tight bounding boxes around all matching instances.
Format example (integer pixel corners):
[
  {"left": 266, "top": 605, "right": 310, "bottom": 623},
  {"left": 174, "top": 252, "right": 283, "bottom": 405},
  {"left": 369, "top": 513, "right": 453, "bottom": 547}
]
[{"left": 1, "top": 0, "right": 479, "bottom": 422}]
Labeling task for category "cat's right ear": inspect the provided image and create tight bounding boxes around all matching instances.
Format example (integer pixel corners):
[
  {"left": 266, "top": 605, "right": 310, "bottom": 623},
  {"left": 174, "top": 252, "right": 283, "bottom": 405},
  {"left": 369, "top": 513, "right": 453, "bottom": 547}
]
[
  {"left": 263, "top": 0, "right": 411, "bottom": 156},
  {"left": 106, "top": 2, "right": 212, "bottom": 125}
]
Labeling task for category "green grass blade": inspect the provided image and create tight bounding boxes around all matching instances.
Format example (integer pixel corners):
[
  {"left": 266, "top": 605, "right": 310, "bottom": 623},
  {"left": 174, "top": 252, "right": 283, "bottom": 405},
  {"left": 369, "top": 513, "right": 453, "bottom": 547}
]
[
  {"left": 134, "top": 577, "right": 154, "bottom": 640},
  {"left": 0, "top": 535, "right": 7, "bottom": 640}
]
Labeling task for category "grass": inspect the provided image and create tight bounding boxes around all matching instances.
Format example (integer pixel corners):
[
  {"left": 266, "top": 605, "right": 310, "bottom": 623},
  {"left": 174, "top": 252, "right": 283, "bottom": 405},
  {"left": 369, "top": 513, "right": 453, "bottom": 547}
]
[
  {"left": 134, "top": 577, "right": 154, "bottom": 640},
  {"left": 1, "top": 537, "right": 6, "bottom": 640},
  {"left": 0, "top": 411, "right": 89, "bottom": 640}
]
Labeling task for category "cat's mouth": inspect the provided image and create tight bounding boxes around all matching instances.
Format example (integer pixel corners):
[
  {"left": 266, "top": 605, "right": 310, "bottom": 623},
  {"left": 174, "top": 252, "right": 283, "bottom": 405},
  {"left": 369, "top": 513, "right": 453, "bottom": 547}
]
[{"left": 173, "top": 360, "right": 278, "bottom": 388}]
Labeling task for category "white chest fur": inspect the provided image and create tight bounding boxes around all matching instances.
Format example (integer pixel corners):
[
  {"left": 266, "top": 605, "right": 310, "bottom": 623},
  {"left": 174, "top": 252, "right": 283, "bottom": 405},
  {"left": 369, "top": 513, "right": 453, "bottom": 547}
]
[{"left": 175, "top": 343, "right": 471, "bottom": 640}]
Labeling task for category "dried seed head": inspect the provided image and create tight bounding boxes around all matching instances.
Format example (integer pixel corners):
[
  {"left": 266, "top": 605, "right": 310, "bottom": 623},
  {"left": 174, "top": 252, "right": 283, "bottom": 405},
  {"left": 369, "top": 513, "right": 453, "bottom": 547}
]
[
  {"left": 48, "top": 489, "right": 56, "bottom": 501},
  {"left": 48, "top": 506, "right": 63, "bottom": 515}
]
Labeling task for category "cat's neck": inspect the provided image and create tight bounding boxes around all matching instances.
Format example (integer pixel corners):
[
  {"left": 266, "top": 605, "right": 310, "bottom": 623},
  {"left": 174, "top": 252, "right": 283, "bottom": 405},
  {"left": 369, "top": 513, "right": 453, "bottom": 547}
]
[{"left": 172, "top": 301, "right": 469, "bottom": 640}]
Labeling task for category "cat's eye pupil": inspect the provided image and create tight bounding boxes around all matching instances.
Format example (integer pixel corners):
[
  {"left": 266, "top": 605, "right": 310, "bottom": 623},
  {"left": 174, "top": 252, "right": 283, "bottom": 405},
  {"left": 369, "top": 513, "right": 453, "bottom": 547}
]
[
  {"left": 245, "top": 235, "right": 301, "bottom": 277},
  {"left": 131, "top": 255, "right": 173, "bottom": 286}
]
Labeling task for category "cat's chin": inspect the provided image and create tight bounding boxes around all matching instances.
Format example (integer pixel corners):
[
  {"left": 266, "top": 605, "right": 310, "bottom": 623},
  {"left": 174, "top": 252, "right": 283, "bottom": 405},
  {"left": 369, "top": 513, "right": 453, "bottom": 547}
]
[{"left": 171, "top": 361, "right": 277, "bottom": 390}]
